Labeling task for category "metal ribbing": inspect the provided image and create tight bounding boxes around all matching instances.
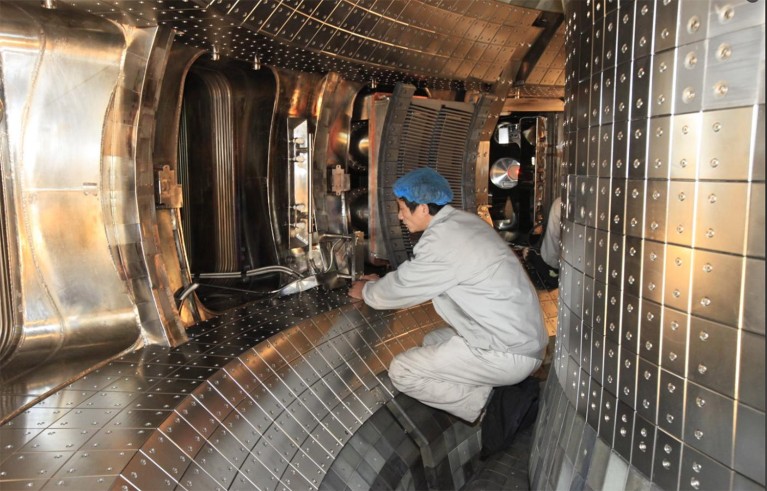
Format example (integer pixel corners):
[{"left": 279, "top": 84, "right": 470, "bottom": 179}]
[
  {"left": 178, "top": 103, "right": 192, "bottom": 259},
  {"left": 206, "top": 74, "right": 238, "bottom": 273}
]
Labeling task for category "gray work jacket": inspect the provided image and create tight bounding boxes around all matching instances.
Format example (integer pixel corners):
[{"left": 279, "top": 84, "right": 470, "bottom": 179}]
[{"left": 363, "top": 205, "right": 548, "bottom": 359}]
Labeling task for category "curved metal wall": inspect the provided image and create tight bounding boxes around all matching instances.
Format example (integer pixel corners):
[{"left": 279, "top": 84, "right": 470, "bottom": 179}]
[
  {"left": 0, "top": 5, "right": 143, "bottom": 381},
  {"left": 530, "top": 1, "right": 765, "bottom": 490}
]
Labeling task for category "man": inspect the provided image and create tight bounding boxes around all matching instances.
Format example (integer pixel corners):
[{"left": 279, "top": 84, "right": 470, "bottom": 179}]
[
  {"left": 524, "top": 197, "right": 562, "bottom": 289},
  {"left": 348, "top": 167, "right": 547, "bottom": 423}
]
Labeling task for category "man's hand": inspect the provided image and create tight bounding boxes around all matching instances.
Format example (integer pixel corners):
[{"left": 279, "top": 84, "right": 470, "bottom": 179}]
[{"left": 348, "top": 274, "right": 380, "bottom": 300}]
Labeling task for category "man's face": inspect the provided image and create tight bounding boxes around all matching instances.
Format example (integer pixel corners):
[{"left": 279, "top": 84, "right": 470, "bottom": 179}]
[{"left": 397, "top": 199, "right": 431, "bottom": 233}]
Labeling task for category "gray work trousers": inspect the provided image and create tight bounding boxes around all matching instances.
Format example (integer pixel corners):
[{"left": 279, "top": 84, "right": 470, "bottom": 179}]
[{"left": 388, "top": 327, "right": 542, "bottom": 422}]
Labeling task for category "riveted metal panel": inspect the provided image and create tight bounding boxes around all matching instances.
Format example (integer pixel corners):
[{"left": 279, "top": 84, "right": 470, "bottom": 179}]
[
  {"left": 587, "top": 380, "right": 603, "bottom": 431},
  {"left": 613, "top": 401, "right": 635, "bottom": 461},
  {"left": 658, "top": 369, "right": 685, "bottom": 439},
  {"left": 743, "top": 258, "right": 765, "bottom": 335},
  {"left": 631, "top": 56, "right": 652, "bottom": 122},
  {"left": 666, "top": 182, "right": 696, "bottom": 247},
  {"left": 591, "top": 331, "right": 605, "bottom": 386},
  {"left": 594, "top": 229, "right": 610, "bottom": 285},
  {"left": 597, "top": 178, "right": 612, "bottom": 232},
  {"left": 661, "top": 307, "right": 688, "bottom": 378},
  {"left": 613, "top": 119, "right": 630, "bottom": 177},
  {"left": 685, "top": 381, "right": 735, "bottom": 465},
  {"left": 585, "top": 227, "right": 597, "bottom": 281},
  {"left": 621, "top": 293, "right": 641, "bottom": 354},
  {"left": 647, "top": 116, "right": 671, "bottom": 179},
  {"left": 644, "top": 180, "right": 668, "bottom": 242},
  {"left": 605, "top": 288, "right": 622, "bottom": 345},
  {"left": 599, "top": 390, "right": 618, "bottom": 447},
  {"left": 590, "top": 73, "right": 604, "bottom": 129},
  {"left": 748, "top": 184, "right": 766, "bottom": 258},
  {"left": 631, "top": 414, "right": 655, "bottom": 477},
  {"left": 703, "top": 27, "right": 765, "bottom": 110},
  {"left": 619, "top": 351, "right": 638, "bottom": 409},
  {"left": 652, "top": 428, "right": 682, "bottom": 491},
  {"left": 680, "top": 444, "right": 734, "bottom": 491},
  {"left": 614, "top": 62, "right": 633, "bottom": 123},
  {"left": 695, "top": 182, "right": 748, "bottom": 255},
  {"left": 639, "top": 299, "right": 662, "bottom": 366},
  {"left": 698, "top": 106, "right": 758, "bottom": 181},
  {"left": 624, "top": 180, "right": 645, "bottom": 239},
  {"left": 607, "top": 232, "right": 625, "bottom": 287},
  {"left": 603, "top": 9, "right": 619, "bottom": 70},
  {"left": 642, "top": 239, "right": 665, "bottom": 303},
  {"left": 603, "top": 338, "right": 620, "bottom": 397},
  {"left": 609, "top": 179, "right": 627, "bottom": 235},
  {"left": 734, "top": 404, "right": 766, "bottom": 485},
  {"left": 634, "top": 0, "right": 656, "bottom": 59},
  {"left": 664, "top": 244, "right": 692, "bottom": 312},
  {"left": 670, "top": 112, "right": 701, "bottom": 179},
  {"left": 673, "top": 40, "right": 708, "bottom": 111},
  {"left": 583, "top": 274, "right": 595, "bottom": 329},
  {"left": 636, "top": 358, "right": 659, "bottom": 424},
  {"left": 691, "top": 249, "right": 743, "bottom": 327},
  {"left": 739, "top": 331, "right": 766, "bottom": 412}
]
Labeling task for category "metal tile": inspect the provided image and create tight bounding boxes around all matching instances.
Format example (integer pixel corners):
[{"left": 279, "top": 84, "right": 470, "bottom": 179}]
[
  {"left": 661, "top": 307, "right": 688, "bottom": 377},
  {"left": 636, "top": 357, "right": 659, "bottom": 425},
  {"left": 633, "top": 0, "right": 655, "bottom": 59},
  {"left": 642, "top": 240, "right": 665, "bottom": 304},
  {"left": 680, "top": 444, "right": 733, "bottom": 491},
  {"left": 698, "top": 106, "right": 759, "bottom": 181},
  {"left": 684, "top": 381, "right": 735, "bottom": 465},
  {"left": 0, "top": 451, "right": 74, "bottom": 481},
  {"left": 664, "top": 244, "right": 692, "bottom": 312},
  {"left": 739, "top": 331, "right": 766, "bottom": 412},
  {"left": 599, "top": 389, "right": 618, "bottom": 447},
  {"left": 609, "top": 179, "right": 626, "bottom": 235},
  {"left": 594, "top": 229, "right": 610, "bottom": 285},
  {"left": 689, "top": 316, "right": 738, "bottom": 400},
  {"left": 587, "top": 380, "right": 602, "bottom": 431},
  {"left": 657, "top": 369, "right": 685, "bottom": 439},
  {"left": 590, "top": 73, "right": 603, "bottom": 130},
  {"left": 605, "top": 287, "right": 622, "bottom": 345},
  {"left": 624, "top": 180, "right": 645, "bottom": 239},
  {"left": 613, "top": 402, "right": 634, "bottom": 461},
  {"left": 743, "top": 258, "right": 766, "bottom": 335},
  {"left": 618, "top": 351, "right": 637, "bottom": 409},
  {"left": 702, "top": 27, "right": 765, "bottom": 110},
  {"left": 622, "top": 293, "right": 641, "bottom": 355},
  {"left": 607, "top": 231, "right": 625, "bottom": 287},
  {"left": 631, "top": 414, "right": 655, "bottom": 478},
  {"left": 748, "top": 182, "right": 766, "bottom": 259},
  {"left": 20, "top": 428, "right": 96, "bottom": 453},
  {"left": 603, "top": 9, "right": 618, "bottom": 71},
  {"left": 630, "top": 55, "right": 652, "bottom": 122},
  {"left": 639, "top": 299, "right": 662, "bottom": 366},
  {"left": 644, "top": 180, "right": 668, "bottom": 243},
  {"left": 670, "top": 112, "right": 701, "bottom": 179},
  {"left": 734, "top": 404, "right": 766, "bottom": 486},
  {"left": 694, "top": 182, "right": 748, "bottom": 255},
  {"left": 614, "top": 63, "right": 632, "bottom": 124},
  {"left": 616, "top": 5, "right": 635, "bottom": 66},
  {"left": 596, "top": 178, "right": 611, "bottom": 234},
  {"left": 652, "top": 428, "right": 682, "bottom": 491},
  {"left": 51, "top": 449, "right": 134, "bottom": 479},
  {"left": 121, "top": 450, "right": 180, "bottom": 490},
  {"left": 591, "top": 331, "right": 605, "bottom": 386},
  {"left": 603, "top": 338, "right": 620, "bottom": 398}
]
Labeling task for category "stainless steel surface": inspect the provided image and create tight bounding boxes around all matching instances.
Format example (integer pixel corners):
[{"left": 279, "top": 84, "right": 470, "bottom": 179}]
[
  {"left": 0, "top": 5, "right": 143, "bottom": 384},
  {"left": 531, "top": 1, "right": 765, "bottom": 490},
  {"left": 0, "top": 289, "right": 457, "bottom": 490}
]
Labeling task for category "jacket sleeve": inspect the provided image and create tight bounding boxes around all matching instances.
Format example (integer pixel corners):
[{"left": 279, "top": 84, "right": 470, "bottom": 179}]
[{"left": 362, "top": 237, "right": 458, "bottom": 310}]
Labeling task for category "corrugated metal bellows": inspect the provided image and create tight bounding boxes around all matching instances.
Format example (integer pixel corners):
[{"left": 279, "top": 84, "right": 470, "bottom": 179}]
[{"left": 377, "top": 83, "right": 491, "bottom": 267}]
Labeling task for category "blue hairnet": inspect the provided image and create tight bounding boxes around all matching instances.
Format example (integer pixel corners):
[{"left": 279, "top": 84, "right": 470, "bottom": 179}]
[{"left": 393, "top": 167, "right": 453, "bottom": 205}]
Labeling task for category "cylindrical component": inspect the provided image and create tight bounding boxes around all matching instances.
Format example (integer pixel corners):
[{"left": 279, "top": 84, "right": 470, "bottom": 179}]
[{"left": 530, "top": 2, "right": 765, "bottom": 490}]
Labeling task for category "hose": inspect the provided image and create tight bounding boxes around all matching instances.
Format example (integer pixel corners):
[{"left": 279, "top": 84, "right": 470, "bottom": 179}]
[{"left": 195, "top": 265, "right": 302, "bottom": 280}]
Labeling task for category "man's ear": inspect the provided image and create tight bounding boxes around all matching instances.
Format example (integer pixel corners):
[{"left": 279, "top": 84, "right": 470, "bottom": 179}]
[{"left": 418, "top": 203, "right": 429, "bottom": 215}]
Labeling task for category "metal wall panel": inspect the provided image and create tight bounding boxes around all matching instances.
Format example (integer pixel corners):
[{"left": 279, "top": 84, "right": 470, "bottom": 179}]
[{"left": 532, "top": 3, "right": 765, "bottom": 489}]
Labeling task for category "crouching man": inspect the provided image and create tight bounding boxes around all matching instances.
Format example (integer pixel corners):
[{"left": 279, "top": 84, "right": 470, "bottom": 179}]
[{"left": 349, "top": 167, "right": 547, "bottom": 423}]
